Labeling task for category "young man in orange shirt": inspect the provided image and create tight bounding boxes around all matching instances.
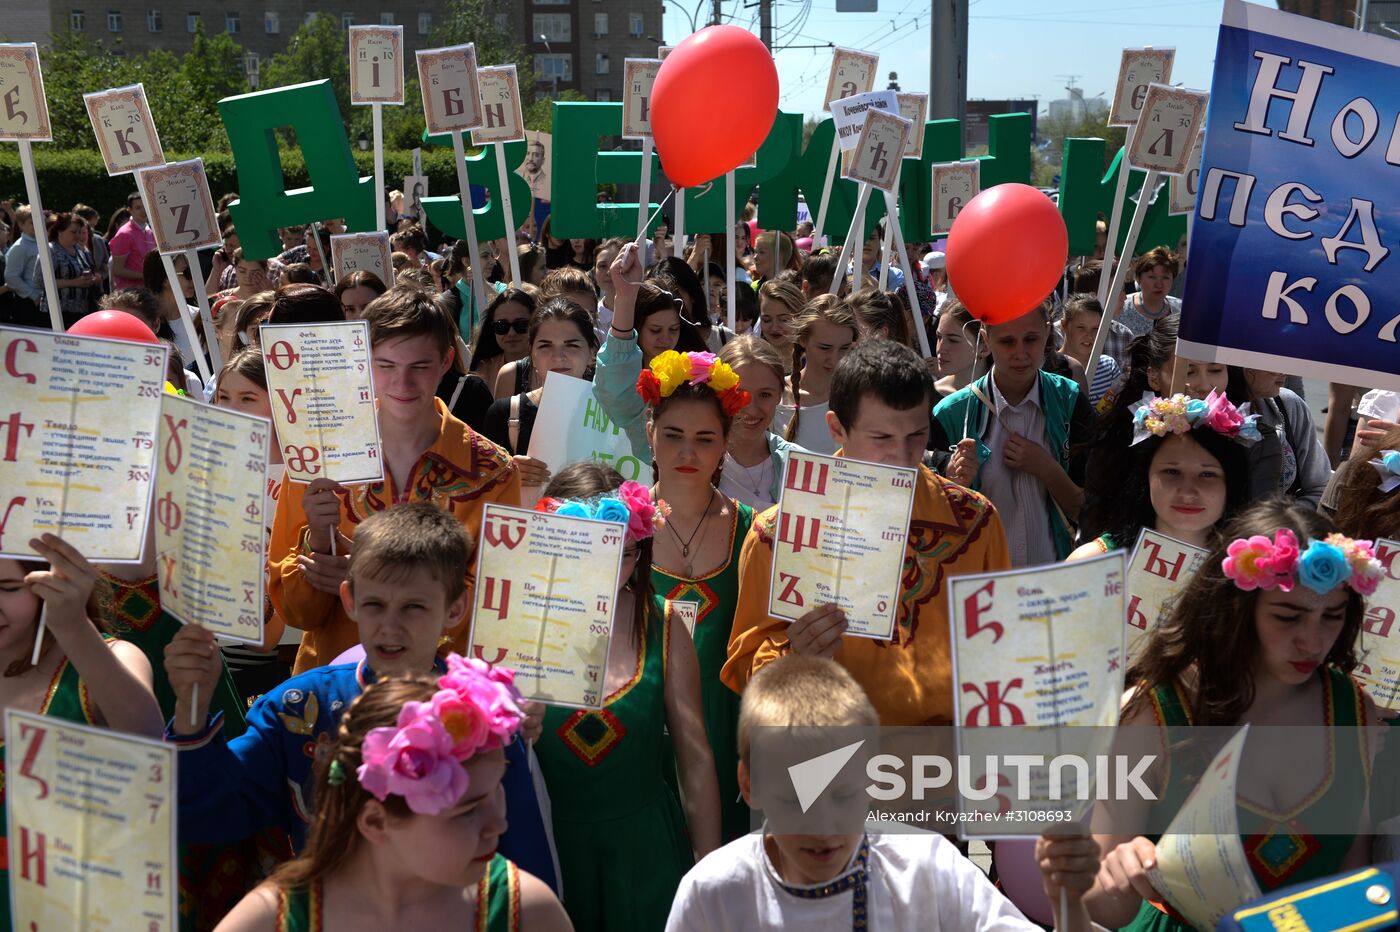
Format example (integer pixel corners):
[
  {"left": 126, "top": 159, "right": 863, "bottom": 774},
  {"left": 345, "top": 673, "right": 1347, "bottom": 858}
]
[
  {"left": 722, "top": 339, "right": 1010, "bottom": 725},
  {"left": 268, "top": 289, "right": 520, "bottom": 671}
]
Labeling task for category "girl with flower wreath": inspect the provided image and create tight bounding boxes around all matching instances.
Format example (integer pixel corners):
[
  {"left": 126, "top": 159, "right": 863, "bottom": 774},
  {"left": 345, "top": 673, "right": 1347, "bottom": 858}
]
[
  {"left": 1067, "top": 392, "right": 1255, "bottom": 559},
  {"left": 771, "top": 294, "right": 860, "bottom": 455},
  {"left": 215, "top": 663, "right": 572, "bottom": 932},
  {"left": 1085, "top": 499, "right": 1383, "bottom": 930},
  {"left": 532, "top": 463, "right": 721, "bottom": 931}
]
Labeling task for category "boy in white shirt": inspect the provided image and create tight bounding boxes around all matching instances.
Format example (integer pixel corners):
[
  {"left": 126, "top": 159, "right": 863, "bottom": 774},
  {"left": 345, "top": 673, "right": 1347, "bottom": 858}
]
[{"left": 666, "top": 655, "right": 1101, "bottom": 931}]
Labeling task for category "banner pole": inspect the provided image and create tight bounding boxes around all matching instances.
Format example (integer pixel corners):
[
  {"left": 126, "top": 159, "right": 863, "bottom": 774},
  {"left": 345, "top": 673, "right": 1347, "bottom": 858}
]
[
  {"left": 725, "top": 170, "right": 737, "bottom": 332},
  {"left": 828, "top": 183, "right": 872, "bottom": 296},
  {"left": 637, "top": 138, "right": 654, "bottom": 240},
  {"left": 1097, "top": 124, "right": 1137, "bottom": 308},
  {"left": 1088, "top": 168, "right": 1160, "bottom": 375},
  {"left": 452, "top": 131, "right": 490, "bottom": 318},
  {"left": 185, "top": 247, "right": 223, "bottom": 375},
  {"left": 813, "top": 137, "right": 840, "bottom": 248},
  {"left": 673, "top": 188, "right": 686, "bottom": 258},
  {"left": 494, "top": 144, "right": 522, "bottom": 285},
  {"left": 161, "top": 253, "right": 213, "bottom": 386},
  {"left": 372, "top": 103, "right": 386, "bottom": 231},
  {"left": 19, "top": 140, "right": 63, "bottom": 330},
  {"left": 884, "top": 189, "right": 932, "bottom": 358}
]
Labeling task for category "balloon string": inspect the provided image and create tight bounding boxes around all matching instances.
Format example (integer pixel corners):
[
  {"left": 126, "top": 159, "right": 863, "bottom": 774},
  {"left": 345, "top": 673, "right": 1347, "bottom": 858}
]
[
  {"left": 960, "top": 323, "right": 983, "bottom": 443},
  {"left": 633, "top": 186, "right": 678, "bottom": 252}
]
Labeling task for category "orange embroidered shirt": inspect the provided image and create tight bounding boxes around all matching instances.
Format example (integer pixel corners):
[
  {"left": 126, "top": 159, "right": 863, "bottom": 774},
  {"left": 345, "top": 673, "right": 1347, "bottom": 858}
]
[
  {"left": 721, "top": 465, "right": 1009, "bottom": 725},
  {"left": 268, "top": 399, "right": 521, "bottom": 673}
]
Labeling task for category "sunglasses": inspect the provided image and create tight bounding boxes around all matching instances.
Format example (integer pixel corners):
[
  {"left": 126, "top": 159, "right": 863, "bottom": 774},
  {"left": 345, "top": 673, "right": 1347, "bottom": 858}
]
[{"left": 492, "top": 318, "right": 529, "bottom": 335}]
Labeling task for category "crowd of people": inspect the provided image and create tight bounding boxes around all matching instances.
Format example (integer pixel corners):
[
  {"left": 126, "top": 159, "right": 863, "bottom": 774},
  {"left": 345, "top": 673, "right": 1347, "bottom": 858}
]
[{"left": 3, "top": 181, "right": 1397, "bottom": 932}]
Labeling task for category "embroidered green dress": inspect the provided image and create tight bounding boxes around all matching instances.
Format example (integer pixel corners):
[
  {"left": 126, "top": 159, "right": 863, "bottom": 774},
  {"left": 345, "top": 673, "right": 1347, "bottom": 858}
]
[
  {"left": 652, "top": 499, "right": 754, "bottom": 841},
  {"left": 272, "top": 854, "right": 521, "bottom": 931},
  {"left": 536, "top": 595, "right": 693, "bottom": 932},
  {"left": 1123, "top": 668, "right": 1369, "bottom": 931},
  {"left": 0, "top": 658, "right": 95, "bottom": 925}
]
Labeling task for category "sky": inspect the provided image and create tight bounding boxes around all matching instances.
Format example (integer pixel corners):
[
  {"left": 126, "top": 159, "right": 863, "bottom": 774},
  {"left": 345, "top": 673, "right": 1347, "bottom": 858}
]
[{"left": 661, "top": 0, "right": 1247, "bottom": 118}]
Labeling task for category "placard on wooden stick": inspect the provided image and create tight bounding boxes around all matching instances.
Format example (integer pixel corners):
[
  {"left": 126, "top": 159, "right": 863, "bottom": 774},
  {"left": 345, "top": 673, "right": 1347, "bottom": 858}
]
[
  {"left": 84, "top": 84, "right": 164, "bottom": 175},
  {"left": 472, "top": 64, "right": 525, "bottom": 145},
  {"left": 0, "top": 43, "right": 51, "bottom": 141},
  {"left": 823, "top": 47, "right": 878, "bottom": 111},
  {"left": 331, "top": 231, "right": 394, "bottom": 287},
  {"left": 349, "top": 25, "right": 404, "bottom": 105},
  {"left": 896, "top": 92, "right": 928, "bottom": 160},
  {"left": 846, "top": 109, "right": 911, "bottom": 193},
  {"left": 136, "top": 159, "right": 220, "bottom": 254},
  {"left": 622, "top": 59, "right": 662, "bottom": 140},
  {"left": 930, "top": 161, "right": 980, "bottom": 236},
  {"left": 1169, "top": 129, "right": 1206, "bottom": 216},
  {"left": 1127, "top": 84, "right": 1209, "bottom": 175},
  {"left": 416, "top": 43, "right": 483, "bottom": 135},
  {"left": 1108, "top": 48, "right": 1176, "bottom": 127}
]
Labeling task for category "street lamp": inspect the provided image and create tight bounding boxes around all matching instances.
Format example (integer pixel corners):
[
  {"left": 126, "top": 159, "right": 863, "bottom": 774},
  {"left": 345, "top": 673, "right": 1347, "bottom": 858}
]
[
  {"left": 357, "top": 131, "right": 369, "bottom": 151},
  {"left": 538, "top": 33, "right": 559, "bottom": 97}
]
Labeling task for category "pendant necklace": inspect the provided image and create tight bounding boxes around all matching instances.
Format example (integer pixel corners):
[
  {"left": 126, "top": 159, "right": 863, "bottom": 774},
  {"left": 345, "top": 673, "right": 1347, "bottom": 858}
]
[{"left": 668, "top": 488, "right": 717, "bottom": 577}]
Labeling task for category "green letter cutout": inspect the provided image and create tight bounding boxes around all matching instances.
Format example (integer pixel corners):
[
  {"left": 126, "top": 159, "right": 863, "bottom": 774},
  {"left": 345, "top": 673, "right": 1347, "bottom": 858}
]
[{"left": 219, "top": 80, "right": 376, "bottom": 260}]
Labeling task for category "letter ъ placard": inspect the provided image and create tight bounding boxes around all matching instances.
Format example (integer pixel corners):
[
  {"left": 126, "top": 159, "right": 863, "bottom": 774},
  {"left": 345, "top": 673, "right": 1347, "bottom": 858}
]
[
  {"left": 846, "top": 108, "right": 912, "bottom": 192},
  {"left": 83, "top": 83, "right": 164, "bottom": 175},
  {"left": 0, "top": 43, "right": 51, "bottom": 141}
]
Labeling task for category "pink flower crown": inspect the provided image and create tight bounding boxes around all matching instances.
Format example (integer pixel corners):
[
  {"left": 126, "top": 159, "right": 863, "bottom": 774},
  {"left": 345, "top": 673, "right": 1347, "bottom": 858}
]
[
  {"left": 534, "top": 479, "right": 670, "bottom": 544},
  {"left": 352, "top": 654, "right": 525, "bottom": 815},
  {"left": 1129, "top": 391, "right": 1261, "bottom": 446},
  {"left": 1222, "top": 528, "right": 1382, "bottom": 597}
]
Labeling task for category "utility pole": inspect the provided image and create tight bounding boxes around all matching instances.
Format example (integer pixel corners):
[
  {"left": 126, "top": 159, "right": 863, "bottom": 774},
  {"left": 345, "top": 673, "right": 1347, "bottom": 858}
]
[
  {"left": 760, "top": 0, "right": 773, "bottom": 49},
  {"left": 713, "top": 0, "right": 723, "bottom": 27},
  {"left": 930, "top": 0, "right": 969, "bottom": 147}
]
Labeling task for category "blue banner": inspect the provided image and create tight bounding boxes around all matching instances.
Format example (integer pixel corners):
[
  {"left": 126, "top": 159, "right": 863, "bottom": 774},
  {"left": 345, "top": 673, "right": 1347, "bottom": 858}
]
[{"left": 1179, "top": 0, "right": 1400, "bottom": 390}]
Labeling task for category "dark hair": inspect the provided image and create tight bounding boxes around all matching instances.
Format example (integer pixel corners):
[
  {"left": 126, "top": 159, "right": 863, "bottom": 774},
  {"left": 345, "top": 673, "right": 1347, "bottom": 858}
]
[
  {"left": 99, "top": 287, "right": 161, "bottom": 327},
  {"left": 363, "top": 286, "right": 456, "bottom": 358},
  {"left": 846, "top": 287, "right": 909, "bottom": 347},
  {"left": 1094, "top": 427, "right": 1251, "bottom": 551},
  {"left": 1079, "top": 317, "right": 1179, "bottom": 540},
  {"left": 529, "top": 297, "right": 599, "bottom": 363},
  {"left": 281, "top": 262, "right": 320, "bottom": 285},
  {"left": 652, "top": 257, "right": 706, "bottom": 324},
  {"left": 334, "top": 270, "right": 388, "bottom": 305},
  {"left": 217, "top": 345, "right": 268, "bottom": 392},
  {"left": 1126, "top": 499, "right": 1364, "bottom": 727},
  {"left": 726, "top": 280, "right": 760, "bottom": 328},
  {"left": 1062, "top": 293, "right": 1104, "bottom": 327},
  {"left": 271, "top": 675, "right": 437, "bottom": 889},
  {"left": 45, "top": 211, "right": 81, "bottom": 243},
  {"left": 518, "top": 242, "right": 546, "bottom": 283},
  {"left": 2, "top": 558, "right": 112, "bottom": 678},
  {"left": 787, "top": 295, "right": 858, "bottom": 443},
  {"left": 1333, "top": 427, "right": 1400, "bottom": 540},
  {"left": 266, "top": 283, "right": 344, "bottom": 327},
  {"left": 637, "top": 282, "right": 707, "bottom": 353},
  {"left": 830, "top": 338, "right": 933, "bottom": 430},
  {"left": 543, "top": 463, "right": 653, "bottom": 651},
  {"left": 349, "top": 502, "right": 472, "bottom": 603},
  {"left": 232, "top": 291, "right": 276, "bottom": 346},
  {"left": 126, "top": 191, "right": 143, "bottom": 208},
  {"left": 105, "top": 206, "right": 131, "bottom": 241},
  {"left": 1068, "top": 259, "right": 1103, "bottom": 295},
  {"left": 469, "top": 288, "right": 537, "bottom": 370},
  {"left": 1132, "top": 245, "right": 1180, "bottom": 280},
  {"left": 801, "top": 252, "right": 839, "bottom": 292}
]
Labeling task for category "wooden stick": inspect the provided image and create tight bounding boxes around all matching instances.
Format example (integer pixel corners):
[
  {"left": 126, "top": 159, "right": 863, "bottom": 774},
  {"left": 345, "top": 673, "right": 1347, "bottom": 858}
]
[
  {"left": 852, "top": 184, "right": 869, "bottom": 288},
  {"left": 827, "top": 183, "right": 873, "bottom": 296},
  {"left": 883, "top": 189, "right": 933, "bottom": 358},
  {"left": 725, "top": 170, "right": 736, "bottom": 332},
  {"left": 878, "top": 213, "right": 894, "bottom": 290},
  {"left": 673, "top": 188, "right": 686, "bottom": 258},
  {"left": 19, "top": 140, "right": 63, "bottom": 330},
  {"left": 372, "top": 103, "right": 386, "bottom": 231},
  {"left": 1097, "top": 124, "right": 1137, "bottom": 309},
  {"left": 161, "top": 253, "right": 213, "bottom": 386},
  {"left": 813, "top": 137, "right": 840, "bottom": 249},
  {"left": 30, "top": 606, "right": 46, "bottom": 666},
  {"left": 494, "top": 144, "right": 522, "bottom": 285},
  {"left": 451, "top": 132, "right": 490, "bottom": 319},
  {"left": 637, "top": 138, "right": 654, "bottom": 240},
  {"left": 184, "top": 247, "right": 222, "bottom": 374},
  {"left": 1087, "top": 169, "right": 1161, "bottom": 375}
]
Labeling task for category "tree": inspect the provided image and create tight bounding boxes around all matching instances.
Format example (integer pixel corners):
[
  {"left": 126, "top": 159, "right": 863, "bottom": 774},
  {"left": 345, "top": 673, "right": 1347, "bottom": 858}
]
[{"left": 260, "top": 13, "right": 350, "bottom": 121}]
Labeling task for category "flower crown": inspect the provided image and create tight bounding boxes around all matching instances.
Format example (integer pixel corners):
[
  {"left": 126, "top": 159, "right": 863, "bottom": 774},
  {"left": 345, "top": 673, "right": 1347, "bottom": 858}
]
[
  {"left": 1223, "top": 528, "right": 1382, "bottom": 597},
  {"left": 636, "top": 350, "right": 751, "bottom": 417},
  {"left": 535, "top": 479, "right": 670, "bottom": 544},
  {"left": 344, "top": 654, "right": 525, "bottom": 815},
  {"left": 1370, "top": 450, "right": 1400, "bottom": 494},
  {"left": 1129, "top": 391, "right": 1261, "bottom": 446}
]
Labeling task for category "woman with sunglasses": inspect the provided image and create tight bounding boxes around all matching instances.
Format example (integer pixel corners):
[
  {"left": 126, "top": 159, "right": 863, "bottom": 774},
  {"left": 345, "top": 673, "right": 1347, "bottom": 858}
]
[{"left": 468, "top": 288, "right": 536, "bottom": 400}]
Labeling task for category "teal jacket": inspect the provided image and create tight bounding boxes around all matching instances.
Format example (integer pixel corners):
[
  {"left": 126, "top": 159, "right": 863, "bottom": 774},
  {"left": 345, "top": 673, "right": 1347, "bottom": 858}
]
[{"left": 931, "top": 371, "right": 1089, "bottom": 560}]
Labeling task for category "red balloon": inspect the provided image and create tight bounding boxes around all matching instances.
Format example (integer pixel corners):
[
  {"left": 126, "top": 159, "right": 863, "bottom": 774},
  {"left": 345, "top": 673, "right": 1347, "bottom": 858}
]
[
  {"left": 945, "top": 183, "right": 1068, "bottom": 326},
  {"left": 67, "top": 310, "right": 160, "bottom": 344},
  {"left": 651, "top": 26, "right": 779, "bottom": 187}
]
